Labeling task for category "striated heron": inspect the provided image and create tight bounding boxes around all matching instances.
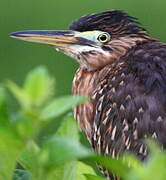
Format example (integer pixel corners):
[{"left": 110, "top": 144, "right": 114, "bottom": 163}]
[{"left": 10, "top": 10, "right": 166, "bottom": 180}]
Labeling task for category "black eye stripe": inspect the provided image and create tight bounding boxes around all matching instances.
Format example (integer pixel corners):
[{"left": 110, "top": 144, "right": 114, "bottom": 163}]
[{"left": 102, "top": 45, "right": 112, "bottom": 51}]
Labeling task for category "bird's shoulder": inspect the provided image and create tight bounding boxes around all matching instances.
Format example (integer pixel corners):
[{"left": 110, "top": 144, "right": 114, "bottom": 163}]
[{"left": 126, "top": 40, "right": 166, "bottom": 95}]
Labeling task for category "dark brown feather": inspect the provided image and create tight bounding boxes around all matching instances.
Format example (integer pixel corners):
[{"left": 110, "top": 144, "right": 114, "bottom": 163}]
[
  {"left": 69, "top": 10, "right": 146, "bottom": 37},
  {"left": 73, "top": 40, "right": 166, "bottom": 179}
]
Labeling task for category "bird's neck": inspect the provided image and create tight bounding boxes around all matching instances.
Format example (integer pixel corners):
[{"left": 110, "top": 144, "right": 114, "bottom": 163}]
[{"left": 72, "top": 65, "right": 114, "bottom": 140}]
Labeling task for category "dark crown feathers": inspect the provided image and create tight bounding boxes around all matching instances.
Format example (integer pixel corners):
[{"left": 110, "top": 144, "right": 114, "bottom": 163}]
[{"left": 69, "top": 10, "right": 146, "bottom": 36}]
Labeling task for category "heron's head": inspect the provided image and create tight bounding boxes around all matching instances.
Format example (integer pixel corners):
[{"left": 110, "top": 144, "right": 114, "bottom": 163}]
[{"left": 10, "top": 10, "right": 149, "bottom": 71}]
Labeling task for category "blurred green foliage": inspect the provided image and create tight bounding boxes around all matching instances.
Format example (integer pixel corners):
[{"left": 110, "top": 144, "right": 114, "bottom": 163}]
[
  {"left": 0, "top": 67, "right": 165, "bottom": 180},
  {"left": 0, "top": 66, "right": 93, "bottom": 180}
]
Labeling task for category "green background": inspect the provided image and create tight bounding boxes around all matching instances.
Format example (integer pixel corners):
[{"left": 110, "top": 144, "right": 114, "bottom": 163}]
[{"left": 1, "top": 0, "right": 166, "bottom": 96}]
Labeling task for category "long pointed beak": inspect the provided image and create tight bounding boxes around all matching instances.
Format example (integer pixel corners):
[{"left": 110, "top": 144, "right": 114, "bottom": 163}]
[{"left": 9, "top": 30, "right": 78, "bottom": 47}]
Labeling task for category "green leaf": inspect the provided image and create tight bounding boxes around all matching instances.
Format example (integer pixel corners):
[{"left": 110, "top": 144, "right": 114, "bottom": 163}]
[
  {"left": 7, "top": 66, "right": 55, "bottom": 110},
  {"left": 37, "top": 111, "right": 79, "bottom": 144},
  {"left": 84, "top": 155, "right": 130, "bottom": 179},
  {"left": 13, "top": 169, "right": 31, "bottom": 180},
  {"left": 40, "top": 95, "right": 87, "bottom": 120},
  {"left": 7, "top": 81, "right": 30, "bottom": 109},
  {"left": 47, "top": 161, "right": 96, "bottom": 180},
  {"left": 0, "top": 130, "right": 23, "bottom": 180},
  {"left": 76, "top": 162, "right": 96, "bottom": 180},
  {"left": 42, "top": 137, "right": 93, "bottom": 168},
  {"left": 55, "top": 114, "right": 79, "bottom": 140},
  {"left": 122, "top": 153, "right": 141, "bottom": 170},
  {"left": 24, "top": 66, "right": 55, "bottom": 106},
  {"left": 84, "top": 174, "right": 107, "bottom": 180}
]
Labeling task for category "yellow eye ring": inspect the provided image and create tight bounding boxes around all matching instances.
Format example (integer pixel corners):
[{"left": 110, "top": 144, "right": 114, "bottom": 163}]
[{"left": 97, "top": 33, "right": 111, "bottom": 43}]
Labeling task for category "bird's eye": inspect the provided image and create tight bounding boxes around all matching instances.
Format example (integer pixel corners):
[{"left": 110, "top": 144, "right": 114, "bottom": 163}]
[{"left": 97, "top": 33, "right": 111, "bottom": 43}]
